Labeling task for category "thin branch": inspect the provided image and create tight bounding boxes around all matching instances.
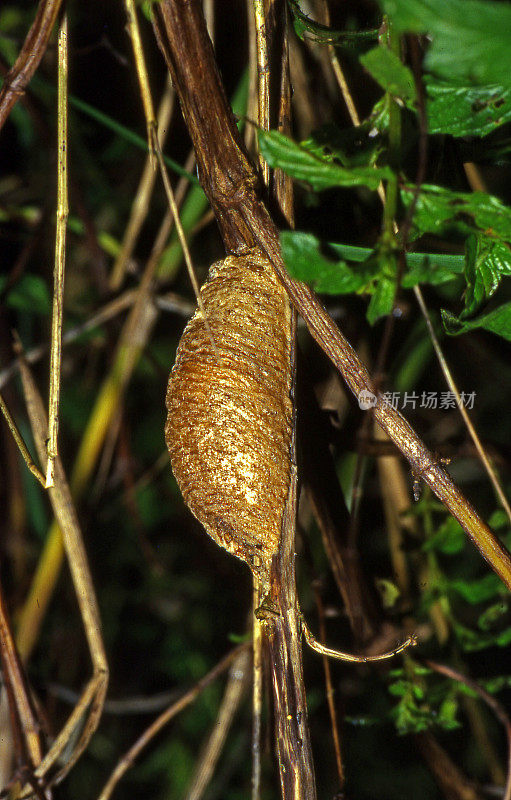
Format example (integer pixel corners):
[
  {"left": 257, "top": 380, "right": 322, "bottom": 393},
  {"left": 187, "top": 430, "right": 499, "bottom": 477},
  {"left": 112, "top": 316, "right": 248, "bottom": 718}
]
[
  {"left": 109, "top": 77, "right": 175, "bottom": 291},
  {"left": 0, "top": 581, "right": 43, "bottom": 780},
  {"left": 301, "top": 616, "right": 416, "bottom": 663},
  {"left": 0, "top": 290, "right": 137, "bottom": 391},
  {"left": 413, "top": 286, "right": 511, "bottom": 525},
  {"left": 0, "top": 393, "right": 46, "bottom": 487},
  {"left": 185, "top": 647, "right": 251, "bottom": 800},
  {"left": 97, "top": 645, "right": 248, "bottom": 800},
  {"left": 0, "top": 0, "right": 63, "bottom": 132},
  {"left": 320, "top": 0, "right": 360, "bottom": 127},
  {"left": 426, "top": 660, "right": 511, "bottom": 800},
  {"left": 16, "top": 353, "right": 108, "bottom": 791},
  {"left": 313, "top": 587, "right": 344, "bottom": 791},
  {"left": 46, "top": 12, "right": 69, "bottom": 488},
  {"left": 253, "top": 0, "right": 270, "bottom": 185},
  {"left": 125, "top": 0, "right": 216, "bottom": 353}
]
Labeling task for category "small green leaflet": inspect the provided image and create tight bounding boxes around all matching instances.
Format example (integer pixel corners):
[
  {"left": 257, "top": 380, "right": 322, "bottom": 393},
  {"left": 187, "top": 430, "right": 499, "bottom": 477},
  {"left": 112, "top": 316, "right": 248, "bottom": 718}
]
[
  {"left": 258, "top": 130, "right": 393, "bottom": 191},
  {"left": 422, "top": 517, "right": 465, "bottom": 555},
  {"left": 382, "top": 0, "right": 511, "bottom": 89},
  {"left": 0, "top": 274, "right": 51, "bottom": 315},
  {"left": 462, "top": 235, "right": 511, "bottom": 318},
  {"left": 367, "top": 259, "right": 396, "bottom": 325},
  {"left": 449, "top": 573, "right": 505, "bottom": 605},
  {"left": 441, "top": 302, "right": 511, "bottom": 342},
  {"left": 454, "top": 620, "right": 511, "bottom": 651},
  {"left": 360, "top": 46, "right": 416, "bottom": 104}
]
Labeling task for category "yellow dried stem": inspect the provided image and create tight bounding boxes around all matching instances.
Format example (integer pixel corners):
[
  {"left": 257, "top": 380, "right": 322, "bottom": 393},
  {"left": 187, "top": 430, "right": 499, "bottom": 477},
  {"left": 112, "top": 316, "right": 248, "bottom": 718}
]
[{"left": 165, "top": 249, "right": 293, "bottom": 589}]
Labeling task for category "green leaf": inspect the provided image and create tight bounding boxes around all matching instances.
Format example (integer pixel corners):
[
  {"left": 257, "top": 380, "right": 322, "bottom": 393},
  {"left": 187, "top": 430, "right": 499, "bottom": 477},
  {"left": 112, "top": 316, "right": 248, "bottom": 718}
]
[
  {"left": 401, "top": 183, "right": 511, "bottom": 241},
  {"left": 258, "top": 129, "right": 393, "bottom": 191},
  {"left": 455, "top": 621, "right": 511, "bottom": 651},
  {"left": 279, "top": 232, "right": 465, "bottom": 300},
  {"left": 288, "top": 0, "right": 378, "bottom": 44},
  {"left": 401, "top": 254, "right": 464, "bottom": 287},
  {"left": 382, "top": 0, "right": 511, "bottom": 88},
  {"left": 437, "top": 694, "right": 461, "bottom": 730},
  {"left": 462, "top": 234, "right": 510, "bottom": 318},
  {"left": 366, "top": 273, "right": 396, "bottom": 325},
  {"left": 481, "top": 675, "right": 511, "bottom": 694},
  {"left": 426, "top": 79, "right": 511, "bottom": 137},
  {"left": 450, "top": 573, "right": 504, "bottom": 604},
  {"left": 3, "top": 274, "right": 51, "bottom": 315},
  {"left": 489, "top": 509, "right": 511, "bottom": 530},
  {"left": 478, "top": 600, "right": 509, "bottom": 630},
  {"left": 280, "top": 231, "right": 378, "bottom": 293},
  {"left": 360, "top": 46, "right": 416, "bottom": 103},
  {"left": 301, "top": 123, "right": 382, "bottom": 169},
  {"left": 423, "top": 517, "right": 465, "bottom": 555},
  {"left": 328, "top": 241, "right": 465, "bottom": 278},
  {"left": 375, "top": 578, "right": 401, "bottom": 609},
  {"left": 441, "top": 302, "right": 511, "bottom": 342}
]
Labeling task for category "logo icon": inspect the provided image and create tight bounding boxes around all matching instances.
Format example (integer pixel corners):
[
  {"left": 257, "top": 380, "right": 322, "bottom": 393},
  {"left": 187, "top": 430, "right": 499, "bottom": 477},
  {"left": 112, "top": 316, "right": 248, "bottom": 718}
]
[{"left": 358, "top": 389, "right": 377, "bottom": 410}]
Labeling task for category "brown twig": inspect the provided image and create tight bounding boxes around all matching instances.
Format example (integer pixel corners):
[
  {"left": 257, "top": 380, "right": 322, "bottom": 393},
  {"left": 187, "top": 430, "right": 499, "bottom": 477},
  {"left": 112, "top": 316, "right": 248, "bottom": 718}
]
[
  {"left": 313, "top": 586, "right": 345, "bottom": 791},
  {"left": 0, "top": 0, "right": 63, "bottom": 132}
]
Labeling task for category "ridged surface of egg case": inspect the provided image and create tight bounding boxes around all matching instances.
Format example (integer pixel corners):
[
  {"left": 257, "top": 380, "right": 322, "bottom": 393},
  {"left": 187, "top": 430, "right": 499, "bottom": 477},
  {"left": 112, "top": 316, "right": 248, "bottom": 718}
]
[{"left": 165, "top": 250, "right": 293, "bottom": 584}]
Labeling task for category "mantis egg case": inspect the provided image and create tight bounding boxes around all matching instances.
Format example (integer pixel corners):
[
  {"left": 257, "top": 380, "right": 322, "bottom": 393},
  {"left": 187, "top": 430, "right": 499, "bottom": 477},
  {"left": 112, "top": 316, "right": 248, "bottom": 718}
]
[{"left": 165, "top": 250, "right": 293, "bottom": 585}]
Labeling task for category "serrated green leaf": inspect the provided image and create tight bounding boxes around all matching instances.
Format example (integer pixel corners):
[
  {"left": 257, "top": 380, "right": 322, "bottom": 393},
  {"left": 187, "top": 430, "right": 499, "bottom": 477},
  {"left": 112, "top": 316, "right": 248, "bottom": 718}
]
[
  {"left": 423, "top": 517, "right": 465, "bottom": 555},
  {"left": 462, "top": 234, "right": 510, "bottom": 318},
  {"left": 360, "top": 46, "right": 416, "bottom": 103},
  {"left": 441, "top": 302, "right": 511, "bottom": 342},
  {"left": 426, "top": 79, "right": 511, "bottom": 137},
  {"left": 258, "top": 129, "right": 393, "bottom": 191},
  {"left": 402, "top": 183, "right": 511, "bottom": 241},
  {"left": 382, "top": 0, "right": 511, "bottom": 88}
]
